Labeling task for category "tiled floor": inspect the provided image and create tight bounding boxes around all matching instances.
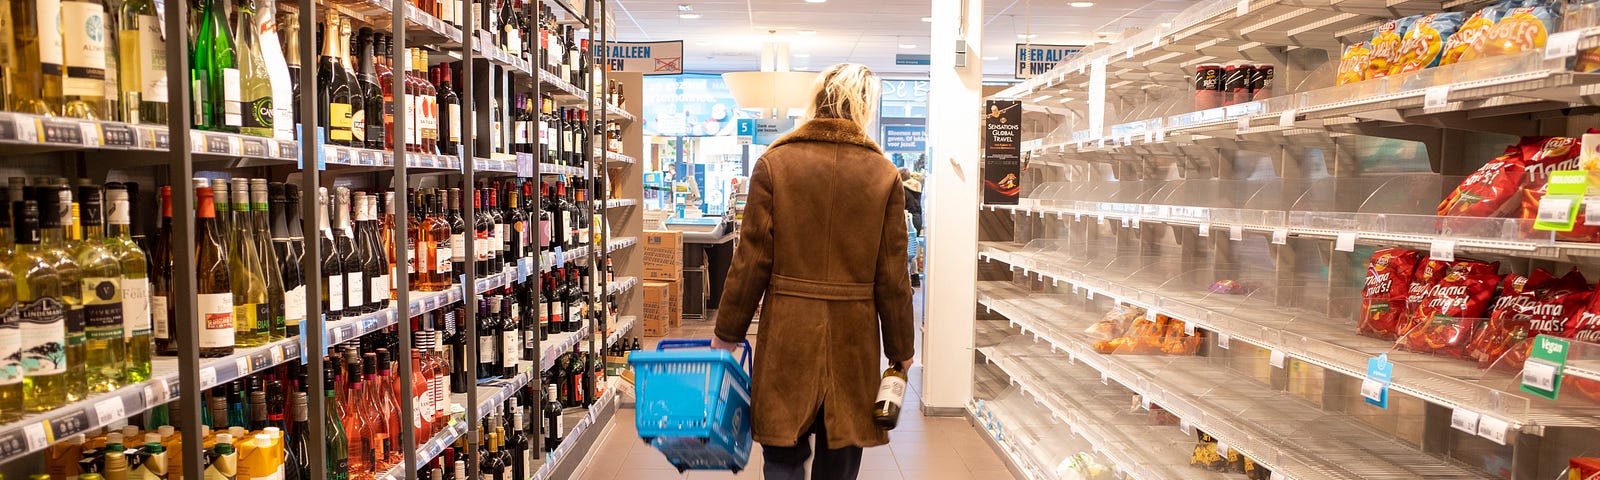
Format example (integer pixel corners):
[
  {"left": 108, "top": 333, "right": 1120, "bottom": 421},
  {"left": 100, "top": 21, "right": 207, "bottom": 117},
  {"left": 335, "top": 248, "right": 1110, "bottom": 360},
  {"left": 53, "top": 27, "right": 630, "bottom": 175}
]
[{"left": 572, "top": 288, "right": 1017, "bottom": 480}]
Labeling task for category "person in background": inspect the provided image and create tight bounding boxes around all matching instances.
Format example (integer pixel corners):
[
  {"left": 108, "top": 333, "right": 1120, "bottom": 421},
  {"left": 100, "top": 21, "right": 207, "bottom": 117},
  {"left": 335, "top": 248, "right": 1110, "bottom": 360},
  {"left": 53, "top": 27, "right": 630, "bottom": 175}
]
[
  {"left": 900, "top": 168, "right": 924, "bottom": 287},
  {"left": 713, "top": 63, "right": 916, "bottom": 480}
]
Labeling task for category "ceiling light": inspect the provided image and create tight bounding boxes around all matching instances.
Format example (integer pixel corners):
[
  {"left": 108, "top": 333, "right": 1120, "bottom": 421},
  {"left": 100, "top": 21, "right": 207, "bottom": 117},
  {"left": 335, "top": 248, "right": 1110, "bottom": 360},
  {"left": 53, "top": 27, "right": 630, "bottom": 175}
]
[
  {"left": 1018, "top": 33, "right": 1037, "bottom": 39},
  {"left": 805, "top": 0, "right": 826, "bottom": 3},
  {"left": 921, "top": 17, "right": 933, "bottom": 22},
  {"left": 1160, "top": 22, "right": 1173, "bottom": 27},
  {"left": 794, "top": 53, "right": 811, "bottom": 57},
  {"left": 982, "top": 56, "right": 999, "bottom": 60},
  {"left": 1069, "top": 2, "right": 1094, "bottom": 7},
  {"left": 678, "top": 12, "right": 701, "bottom": 18},
  {"left": 900, "top": 43, "right": 916, "bottom": 49},
  {"left": 798, "top": 30, "right": 817, "bottom": 35}
]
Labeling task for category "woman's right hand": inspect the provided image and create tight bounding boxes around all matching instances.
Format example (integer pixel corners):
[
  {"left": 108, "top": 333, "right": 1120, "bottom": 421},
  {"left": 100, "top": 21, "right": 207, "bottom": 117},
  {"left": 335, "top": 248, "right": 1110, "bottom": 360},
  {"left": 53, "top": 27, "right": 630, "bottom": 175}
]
[{"left": 712, "top": 336, "right": 742, "bottom": 352}]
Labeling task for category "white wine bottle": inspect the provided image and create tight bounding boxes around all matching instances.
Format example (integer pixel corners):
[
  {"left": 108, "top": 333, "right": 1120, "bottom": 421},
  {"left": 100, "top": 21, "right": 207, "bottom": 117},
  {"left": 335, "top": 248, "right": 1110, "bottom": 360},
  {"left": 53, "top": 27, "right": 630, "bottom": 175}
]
[{"left": 872, "top": 365, "right": 907, "bottom": 430}]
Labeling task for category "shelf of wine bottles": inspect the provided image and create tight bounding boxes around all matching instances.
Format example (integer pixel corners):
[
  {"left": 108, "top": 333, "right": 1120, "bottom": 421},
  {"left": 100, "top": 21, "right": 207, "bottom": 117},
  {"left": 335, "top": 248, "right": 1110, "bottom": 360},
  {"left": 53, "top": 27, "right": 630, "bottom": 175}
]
[
  {"left": 530, "top": 377, "right": 619, "bottom": 480},
  {"left": 0, "top": 112, "right": 301, "bottom": 162}
]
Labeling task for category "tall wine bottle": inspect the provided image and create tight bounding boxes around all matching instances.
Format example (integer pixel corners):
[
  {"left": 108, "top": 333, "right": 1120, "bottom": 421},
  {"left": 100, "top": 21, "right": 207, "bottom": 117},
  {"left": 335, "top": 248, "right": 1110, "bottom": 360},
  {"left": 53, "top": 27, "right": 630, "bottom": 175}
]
[
  {"left": 229, "top": 179, "right": 269, "bottom": 348},
  {"left": 234, "top": 0, "right": 275, "bottom": 138},
  {"left": 318, "top": 188, "right": 344, "bottom": 320},
  {"left": 103, "top": 184, "right": 151, "bottom": 383},
  {"left": 271, "top": 183, "right": 306, "bottom": 337},
  {"left": 7, "top": 0, "right": 66, "bottom": 114},
  {"left": 317, "top": 12, "right": 353, "bottom": 145},
  {"left": 74, "top": 185, "right": 126, "bottom": 393},
  {"left": 196, "top": 186, "right": 235, "bottom": 358},
  {"left": 118, "top": 0, "right": 168, "bottom": 124},
  {"left": 37, "top": 186, "right": 85, "bottom": 402},
  {"left": 11, "top": 201, "right": 65, "bottom": 412},
  {"left": 61, "top": 0, "right": 109, "bottom": 119},
  {"left": 193, "top": 0, "right": 241, "bottom": 131},
  {"left": 152, "top": 186, "right": 174, "bottom": 355},
  {"left": 334, "top": 188, "right": 364, "bottom": 315},
  {"left": 254, "top": 0, "right": 295, "bottom": 140},
  {"left": 251, "top": 180, "right": 285, "bottom": 340}
]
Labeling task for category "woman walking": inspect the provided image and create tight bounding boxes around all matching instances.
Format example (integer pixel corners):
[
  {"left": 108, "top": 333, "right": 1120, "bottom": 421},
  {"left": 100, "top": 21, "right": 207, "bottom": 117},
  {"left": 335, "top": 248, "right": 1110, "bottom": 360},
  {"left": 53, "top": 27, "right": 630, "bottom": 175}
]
[{"left": 712, "top": 63, "right": 916, "bottom": 480}]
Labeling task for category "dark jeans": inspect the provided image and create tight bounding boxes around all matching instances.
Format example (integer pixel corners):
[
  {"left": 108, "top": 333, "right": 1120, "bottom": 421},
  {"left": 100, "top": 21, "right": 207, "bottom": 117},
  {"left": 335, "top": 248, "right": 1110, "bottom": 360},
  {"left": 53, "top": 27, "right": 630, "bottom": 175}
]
[{"left": 762, "top": 407, "right": 863, "bottom": 480}]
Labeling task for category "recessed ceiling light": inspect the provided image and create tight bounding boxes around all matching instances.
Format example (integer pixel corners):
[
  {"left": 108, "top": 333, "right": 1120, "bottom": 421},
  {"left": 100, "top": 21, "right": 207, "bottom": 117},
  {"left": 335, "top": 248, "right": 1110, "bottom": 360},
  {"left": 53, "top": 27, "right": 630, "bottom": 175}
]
[
  {"left": 794, "top": 53, "right": 811, "bottom": 57},
  {"left": 678, "top": 12, "right": 701, "bottom": 19},
  {"left": 982, "top": 55, "right": 999, "bottom": 60},
  {"left": 921, "top": 17, "right": 933, "bottom": 22},
  {"left": 1018, "top": 33, "right": 1037, "bottom": 39},
  {"left": 804, "top": 0, "right": 826, "bottom": 3},
  {"left": 900, "top": 43, "right": 916, "bottom": 49},
  {"left": 1069, "top": 1, "right": 1094, "bottom": 6},
  {"left": 798, "top": 30, "right": 817, "bottom": 35},
  {"left": 1160, "top": 22, "right": 1173, "bottom": 27}
]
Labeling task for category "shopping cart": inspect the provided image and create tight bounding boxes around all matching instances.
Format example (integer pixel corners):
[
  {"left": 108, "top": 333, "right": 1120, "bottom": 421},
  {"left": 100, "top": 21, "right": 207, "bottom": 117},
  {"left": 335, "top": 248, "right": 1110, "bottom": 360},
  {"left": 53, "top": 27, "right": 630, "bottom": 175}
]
[{"left": 629, "top": 338, "right": 754, "bottom": 473}]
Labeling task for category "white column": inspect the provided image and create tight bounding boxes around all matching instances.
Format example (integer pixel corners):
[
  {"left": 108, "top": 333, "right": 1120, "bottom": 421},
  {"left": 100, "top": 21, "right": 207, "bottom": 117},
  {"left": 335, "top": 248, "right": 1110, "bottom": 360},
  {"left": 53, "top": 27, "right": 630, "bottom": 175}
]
[{"left": 920, "top": 0, "right": 982, "bottom": 414}]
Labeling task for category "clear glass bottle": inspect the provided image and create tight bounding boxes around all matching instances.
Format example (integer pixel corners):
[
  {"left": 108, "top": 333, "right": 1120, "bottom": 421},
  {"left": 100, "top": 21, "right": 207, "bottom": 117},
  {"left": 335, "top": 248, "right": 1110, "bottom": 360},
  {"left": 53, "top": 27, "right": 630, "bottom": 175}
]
[
  {"left": 228, "top": 179, "right": 269, "bottom": 347},
  {"left": 37, "top": 186, "right": 85, "bottom": 402},
  {"left": 60, "top": 0, "right": 109, "bottom": 119},
  {"left": 118, "top": 0, "right": 167, "bottom": 124},
  {"left": 13, "top": 201, "right": 67, "bottom": 412},
  {"left": 8, "top": 0, "right": 67, "bottom": 114},
  {"left": 251, "top": 180, "right": 285, "bottom": 341},
  {"left": 74, "top": 185, "right": 125, "bottom": 393},
  {"left": 234, "top": 0, "right": 276, "bottom": 137},
  {"left": 104, "top": 184, "right": 150, "bottom": 383}
]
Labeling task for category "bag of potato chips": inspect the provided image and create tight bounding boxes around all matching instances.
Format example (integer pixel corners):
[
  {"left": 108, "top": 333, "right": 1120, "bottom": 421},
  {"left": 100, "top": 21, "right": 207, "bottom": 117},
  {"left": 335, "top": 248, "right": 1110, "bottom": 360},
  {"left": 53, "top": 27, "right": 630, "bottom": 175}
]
[
  {"left": 1398, "top": 12, "right": 1467, "bottom": 72},
  {"left": 1461, "top": 5, "right": 1559, "bottom": 61},
  {"left": 1367, "top": 16, "right": 1419, "bottom": 80},
  {"left": 1441, "top": 4, "right": 1511, "bottom": 66},
  {"left": 1337, "top": 42, "right": 1372, "bottom": 85}
]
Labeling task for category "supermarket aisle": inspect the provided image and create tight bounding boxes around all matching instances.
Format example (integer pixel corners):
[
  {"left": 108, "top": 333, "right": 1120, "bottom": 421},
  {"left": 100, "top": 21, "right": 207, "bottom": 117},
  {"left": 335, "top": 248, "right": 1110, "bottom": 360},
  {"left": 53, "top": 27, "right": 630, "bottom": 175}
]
[{"left": 574, "top": 289, "right": 1016, "bottom": 480}]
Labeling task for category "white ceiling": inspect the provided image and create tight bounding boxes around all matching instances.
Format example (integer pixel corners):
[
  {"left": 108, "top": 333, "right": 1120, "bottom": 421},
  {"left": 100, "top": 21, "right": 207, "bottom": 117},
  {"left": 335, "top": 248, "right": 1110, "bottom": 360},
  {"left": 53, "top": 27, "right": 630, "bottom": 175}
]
[{"left": 607, "top": 0, "right": 1199, "bottom": 81}]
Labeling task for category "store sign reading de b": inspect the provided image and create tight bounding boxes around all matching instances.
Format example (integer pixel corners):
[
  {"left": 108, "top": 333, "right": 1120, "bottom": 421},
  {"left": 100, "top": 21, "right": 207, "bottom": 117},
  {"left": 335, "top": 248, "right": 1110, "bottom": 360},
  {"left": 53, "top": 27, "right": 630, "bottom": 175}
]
[
  {"left": 984, "top": 100, "right": 1022, "bottom": 205},
  {"left": 1015, "top": 44, "right": 1083, "bottom": 79},
  {"left": 604, "top": 41, "right": 684, "bottom": 75}
]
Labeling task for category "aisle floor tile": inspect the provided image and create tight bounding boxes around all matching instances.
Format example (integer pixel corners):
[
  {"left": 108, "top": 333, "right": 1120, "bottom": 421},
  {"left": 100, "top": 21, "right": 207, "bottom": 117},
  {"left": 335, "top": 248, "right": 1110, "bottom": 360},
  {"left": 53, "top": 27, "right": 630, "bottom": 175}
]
[{"left": 576, "top": 287, "right": 1016, "bottom": 480}]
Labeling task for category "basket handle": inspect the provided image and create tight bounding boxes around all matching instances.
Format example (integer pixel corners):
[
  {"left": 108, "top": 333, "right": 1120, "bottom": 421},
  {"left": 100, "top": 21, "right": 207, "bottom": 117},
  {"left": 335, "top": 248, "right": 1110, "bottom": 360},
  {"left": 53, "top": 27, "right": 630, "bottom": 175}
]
[{"left": 655, "top": 338, "right": 752, "bottom": 371}]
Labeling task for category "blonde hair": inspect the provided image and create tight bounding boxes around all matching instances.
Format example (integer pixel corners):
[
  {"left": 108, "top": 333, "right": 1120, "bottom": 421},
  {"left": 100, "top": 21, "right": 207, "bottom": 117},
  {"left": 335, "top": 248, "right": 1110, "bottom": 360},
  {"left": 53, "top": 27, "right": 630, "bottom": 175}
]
[{"left": 807, "top": 64, "right": 881, "bottom": 132}]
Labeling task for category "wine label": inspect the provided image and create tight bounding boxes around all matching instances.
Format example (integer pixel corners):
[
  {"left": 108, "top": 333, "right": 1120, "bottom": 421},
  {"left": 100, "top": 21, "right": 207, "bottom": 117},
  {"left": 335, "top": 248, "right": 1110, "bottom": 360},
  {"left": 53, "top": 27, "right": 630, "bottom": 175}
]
[
  {"left": 371, "top": 274, "right": 388, "bottom": 305},
  {"left": 223, "top": 68, "right": 243, "bottom": 126},
  {"left": 35, "top": 0, "right": 64, "bottom": 70},
  {"left": 135, "top": 16, "right": 169, "bottom": 102},
  {"left": 449, "top": 104, "right": 462, "bottom": 142},
  {"left": 198, "top": 292, "right": 234, "bottom": 349},
  {"left": 151, "top": 294, "right": 169, "bottom": 340},
  {"left": 406, "top": 246, "right": 416, "bottom": 274},
  {"left": 65, "top": 305, "right": 86, "bottom": 347},
  {"left": 121, "top": 278, "right": 150, "bottom": 337},
  {"left": 0, "top": 304, "right": 21, "bottom": 386},
  {"left": 435, "top": 249, "right": 451, "bottom": 276},
  {"left": 19, "top": 297, "right": 66, "bottom": 376},
  {"left": 875, "top": 375, "right": 907, "bottom": 407},
  {"left": 61, "top": 1, "right": 107, "bottom": 97},
  {"left": 284, "top": 286, "right": 306, "bottom": 326},
  {"left": 502, "top": 330, "right": 519, "bottom": 364},
  {"left": 450, "top": 234, "right": 466, "bottom": 262},
  {"left": 82, "top": 277, "right": 124, "bottom": 341},
  {"left": 495, "top": 224, "right": 506, "bottom": 253},
  {"left": 255, "top": 302, "right": 271, "bottom": 332},
  {"left": 327, "top": 275, "right": 345, "bottom": 313},
  {"left": 329, "top": 103, "right": 353, "bottom": 142},
  {"left": 346, "top": 272, "right": 365, "bottom": 308},
  {"left": 244, "top": 96, "right": 274, "bottom": 130},
  {"left": 479, "top": 335, "right": 496, "bottom": 363},
  {"left": 351, "top": 105, "right": 367, "bottom": 143}
]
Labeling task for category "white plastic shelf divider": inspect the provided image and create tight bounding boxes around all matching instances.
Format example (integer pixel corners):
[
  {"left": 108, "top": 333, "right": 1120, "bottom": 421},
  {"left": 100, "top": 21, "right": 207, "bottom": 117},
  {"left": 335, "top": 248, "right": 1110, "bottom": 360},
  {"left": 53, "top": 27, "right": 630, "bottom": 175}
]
[
  {"left": 975, "top": 281, "right": 1496, "bottom": 480},
  {"left": 977, "top": 246, "right": 1600, "bottom": 434}
]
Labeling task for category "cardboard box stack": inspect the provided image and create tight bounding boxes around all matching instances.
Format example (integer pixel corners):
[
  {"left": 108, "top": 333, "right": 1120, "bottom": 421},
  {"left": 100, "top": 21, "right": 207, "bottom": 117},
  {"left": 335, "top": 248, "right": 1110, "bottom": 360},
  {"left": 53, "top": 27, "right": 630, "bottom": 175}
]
[{"left": 641, "top": 230, "right": 684, "bottom": 336}]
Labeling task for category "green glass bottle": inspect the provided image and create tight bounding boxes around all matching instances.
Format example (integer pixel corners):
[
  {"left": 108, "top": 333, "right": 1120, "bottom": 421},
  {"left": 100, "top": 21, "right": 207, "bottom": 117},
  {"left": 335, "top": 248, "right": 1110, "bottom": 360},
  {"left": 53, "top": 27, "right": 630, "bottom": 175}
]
[
  {"left": 12, "top": 201, "right": 66, "bottom": 412},
  {"left": 228, "top": 179, "right": 268, "bottom": 347},
  {"left": 74, "top": 184, "right": 125, "bottom": 393},
  {"left": 323, "top": 362, "right": 350, "bottom": 480},
  {"left": 37, "top": 186, "right": 85, "bottom": 403},
  {"left": 104, "top": 184, "right": 150, "bottom": 383},
  {"left": 234, "top": 0, "right": 274, "bottom": 137},
  {"left": 192, "top": 0, "right": 240, "bottom": 131}
]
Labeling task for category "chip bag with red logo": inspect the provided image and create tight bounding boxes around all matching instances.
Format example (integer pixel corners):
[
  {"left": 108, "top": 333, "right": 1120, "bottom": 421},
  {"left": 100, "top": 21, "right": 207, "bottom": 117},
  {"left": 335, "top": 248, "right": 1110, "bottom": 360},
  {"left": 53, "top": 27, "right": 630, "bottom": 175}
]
[
  {"left": 1438, "top": 146, "right": 1526, "bottom": 217},
  {"left": 1440, "top": 3, "right": 1512, "bottom": 66},
  {"left": 1490, "top": 269, "right": 1590, "bottom": 371},
  {"left": 1367, "top": 16, "right": 1418, "bottom": 80},
  {"left": 1337, "top": 42, "right": 1373, "bottom": 85},
  {"left": 1461, "top": 5, "right": 1559, "bottom": 61},
  {"left": 1401, "top": 258, "right": 1453, "bottom": 330},
  {"left": 1465, "top": 270, "right": 1552, "bottom": 366},
  {"left": 1516, "top": 136, "right": 1600, "bottom": 241},
  {"left": 1397, "top": 12, "right": 1467, "bottom": 72},
  {"left": 1358, "top": 248, "right": 1422, "bottom": 339},
  {"left": 1404, "top": 259, "right": 1501, "bottom": 337}
]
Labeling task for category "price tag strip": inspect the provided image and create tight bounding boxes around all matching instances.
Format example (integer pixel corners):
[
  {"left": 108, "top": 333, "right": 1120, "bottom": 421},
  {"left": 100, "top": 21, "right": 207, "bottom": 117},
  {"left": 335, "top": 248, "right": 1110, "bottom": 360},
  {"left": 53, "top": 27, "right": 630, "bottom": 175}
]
[{"left": 1362, "top": 354, "right": 1394, "bottom": 409}]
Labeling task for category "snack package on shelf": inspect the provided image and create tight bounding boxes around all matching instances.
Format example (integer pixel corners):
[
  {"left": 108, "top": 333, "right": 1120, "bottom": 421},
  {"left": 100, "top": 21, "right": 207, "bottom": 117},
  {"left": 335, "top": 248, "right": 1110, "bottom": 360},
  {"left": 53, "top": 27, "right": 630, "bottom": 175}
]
[
  {"left": 1337, "top": 42, "right": 1373, "bottom": 85},
  {"left": 1462, "top": 5, "right": 1560, "bottom": 61},
  {"left": 1397, "top": 315, "right": 1486, "bottom": 360},
  {"left": 1570, "top": 0, "right": 1600, "bottom": 71},
  {"left": 1570, "top": 457, "right": 1600, "bottom": 480},
  {"left": 1464, "top": 269, "right": 1550, "bottom": 366},
  {"left": 1441, "top": 2, "right": 1512, "bottom": 66},
  {"left": 1404, "top": 259, "right": 1502, "bottom": 337},
  {"left": 1091, "top": 311, "right": 1203, "bottom": 355},
  {"left": 1367, "top": 16, "right": 1418, "bottom": 80},
  {"left": 1397, "top": 12, "right": 1467, "bottom": 73},
  {"left": 1485, "top": 269, "right": 1590, "bottom": 371},
  {"left": 1516, "top": 136, "right": 1600, "bottom": 242},
  {"left": 1438, "top": 146, "right": 1526, "bottom": 217},
  {"left": 1189, "top": 431, "right": 1228, "bottom": 471},
  {"left": 1084, "top": 304, "right": 1145, "bottom": 341},
  {"left": 1359, "top": 248, "right": 1422, "bottom": 339},
  {"left": 1195, "top": 65, "right": 1225, "bottom": 111}
]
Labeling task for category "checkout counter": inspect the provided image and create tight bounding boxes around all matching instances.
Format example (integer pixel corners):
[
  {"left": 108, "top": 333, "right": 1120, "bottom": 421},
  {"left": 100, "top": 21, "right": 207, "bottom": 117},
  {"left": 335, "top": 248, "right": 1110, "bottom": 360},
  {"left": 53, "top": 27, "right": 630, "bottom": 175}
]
[{"left": 663, "top": 216, "right": 738, "bottom": 318}]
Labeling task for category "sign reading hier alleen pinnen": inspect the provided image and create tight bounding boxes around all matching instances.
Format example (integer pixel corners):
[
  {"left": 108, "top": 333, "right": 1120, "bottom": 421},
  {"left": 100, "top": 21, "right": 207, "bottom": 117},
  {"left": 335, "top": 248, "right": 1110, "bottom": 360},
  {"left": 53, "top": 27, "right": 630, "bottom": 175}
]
[{"left": 604, "top": 41, "right": 684, "bottom": 75}]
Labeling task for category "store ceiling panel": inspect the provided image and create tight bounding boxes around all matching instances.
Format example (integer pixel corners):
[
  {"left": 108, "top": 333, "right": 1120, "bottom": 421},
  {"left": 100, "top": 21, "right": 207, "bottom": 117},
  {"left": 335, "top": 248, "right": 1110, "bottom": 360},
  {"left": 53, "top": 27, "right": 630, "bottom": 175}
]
[{"left": 609, "top": 0, "right": 1195, "bottom": 80}]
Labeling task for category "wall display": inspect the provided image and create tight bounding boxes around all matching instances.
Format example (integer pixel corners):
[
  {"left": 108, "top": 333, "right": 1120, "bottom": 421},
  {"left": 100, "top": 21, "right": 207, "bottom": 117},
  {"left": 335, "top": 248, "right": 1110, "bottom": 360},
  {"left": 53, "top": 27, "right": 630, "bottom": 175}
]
[
  {"left": 642, "top": 74, "right": 749, "bottom": 137},
  {"left": 882, "top": 125, "right": 927, "bottom": 153},
  {"left": 982, "top": 100, "right": 1021, "bottom": 205}
]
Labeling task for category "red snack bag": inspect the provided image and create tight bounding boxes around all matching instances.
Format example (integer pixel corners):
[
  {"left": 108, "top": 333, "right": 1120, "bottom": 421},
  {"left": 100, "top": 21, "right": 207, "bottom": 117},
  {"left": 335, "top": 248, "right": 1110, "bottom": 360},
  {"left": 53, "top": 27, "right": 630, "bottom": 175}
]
[
  {"left": 1357, "top": 248, "right": 1421, "bottom": 339},
  {"left": 1515, "top": 136, "right": 1600, "bottom": 241},
  {"left": 1400, "top": 259, "right": 1458, "bottom": 334},
  {"left": 1406, "top": 259, "right": 1501, "bottom": 336},
  {"left": 1569, "top": 458, "right": 1600, "bottom": 480},
  {"left": 1466, "top": 270, "right": 1551, "bottom": 367},
  {"left": 1438, "top": 146, "right": 1525, "bottom": 217},
  {"left": 1397, "top": 315, "right": 1482, "bottom": 360},
  {"left": 1520, "top": 187, "right": 1600, "bottom": 242},
  {"left": 1491, "top": 270, "right": 1591, "bottom": 371}
]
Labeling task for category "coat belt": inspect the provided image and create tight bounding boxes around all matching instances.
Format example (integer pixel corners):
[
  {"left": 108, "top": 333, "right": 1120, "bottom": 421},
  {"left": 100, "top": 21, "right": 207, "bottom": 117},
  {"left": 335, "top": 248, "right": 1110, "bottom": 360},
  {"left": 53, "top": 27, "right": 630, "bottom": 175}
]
[{"left": 770, "top": 274, "right": 874, "bottom": 301}]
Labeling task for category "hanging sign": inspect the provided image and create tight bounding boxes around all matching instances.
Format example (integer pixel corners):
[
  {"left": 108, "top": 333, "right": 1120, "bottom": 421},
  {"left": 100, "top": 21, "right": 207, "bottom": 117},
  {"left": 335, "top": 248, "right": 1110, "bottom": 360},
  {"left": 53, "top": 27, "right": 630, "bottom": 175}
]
[
  {"left": 983, "top": 100, "right": 1022, "bottom": 205},
  {"left": 604, "top": 41, "right": 684, "bottom": 75},
  {"left": 1015, "top": 44, "right": 1084, "bottom": 79}
]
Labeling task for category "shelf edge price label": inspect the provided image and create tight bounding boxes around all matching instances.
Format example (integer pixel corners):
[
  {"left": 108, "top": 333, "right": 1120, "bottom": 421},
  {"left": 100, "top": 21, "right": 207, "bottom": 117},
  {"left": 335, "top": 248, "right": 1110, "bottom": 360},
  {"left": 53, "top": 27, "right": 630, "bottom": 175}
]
[
  {"left": 199, "top": 366, "right": 218, "bottom": 389},
  {"left": 1429, "top": 239, "right": 1456, "bottom": 262},
  {"left": 1229, "top": 225, "right": 1244, "bottom": 241},
  {"left": 1335, "top": 232, "right": 1357, "bottom": 252},
  {"left": 1520, "top": 335, "right": 1568, "bottom": 400},
  {"left": 1546, "top": 29, "right": 1582, "bottom": 60},
  {"left": 1236, "top": 115, "right": 1252, "bottom": 134},
  {"left": 1269, "top": 349, "right": 1285, "bottom": 368},
  {"left": 94, "top": 397, "right": 128, "bottom": 426},
  {"left": 1450, "top": 408, "right": 1481, "bottom": 434},
  {"left": 1477, "top": 415, "right": 1510, "bottom": 445},
  {"left": 1278, "top": 109, "right": 1297, "bottom": 128},
  {"left": 1215, "top": 440, "right": 1230, "bottom": 457},
  {"left": 1362, "top": 353, "right": 1394, "bottom": 409},
  {"left": 23, "top": 422, "right": 49, "bottom": 451},
  {"left": 1217, "top": 332, "right": 1231, "bottom": 349},
  {"left": 1198, "top": 222, "right": 1210, "bottom": 237},
  {"left": 1270, "top": 228, "right": 1288, "bottom": 245},
  {"left": 1423, "top": 85, "right": 1451, "bottom": 110}
]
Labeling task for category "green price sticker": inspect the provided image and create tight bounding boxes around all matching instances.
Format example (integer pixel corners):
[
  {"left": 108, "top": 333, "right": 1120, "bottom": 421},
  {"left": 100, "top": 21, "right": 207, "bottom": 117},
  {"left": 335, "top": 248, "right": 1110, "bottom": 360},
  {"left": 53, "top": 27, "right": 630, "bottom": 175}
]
[{"left": 1534, "top": 171, "right": 1588, "bottom": 232}]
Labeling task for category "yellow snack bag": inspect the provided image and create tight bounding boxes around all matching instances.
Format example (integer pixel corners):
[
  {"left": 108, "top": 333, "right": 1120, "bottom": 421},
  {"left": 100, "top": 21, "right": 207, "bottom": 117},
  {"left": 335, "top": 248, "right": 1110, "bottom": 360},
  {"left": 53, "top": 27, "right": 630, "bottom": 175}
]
[
  {"left": 1397, "top": 12, "right": 1465, "bottom": 73},
  {"left": 1366, "top": 17, "right": 1416, "bottom": 80},
  {"left": 1462, "top": 6, "right": 1558, "bottom": 61},
  {"left": 1441, "top": 5, "right": 1509, "bottom": 66},
  {"left": 1337, "top": 42, "right": 1372, "bottom": 85}
]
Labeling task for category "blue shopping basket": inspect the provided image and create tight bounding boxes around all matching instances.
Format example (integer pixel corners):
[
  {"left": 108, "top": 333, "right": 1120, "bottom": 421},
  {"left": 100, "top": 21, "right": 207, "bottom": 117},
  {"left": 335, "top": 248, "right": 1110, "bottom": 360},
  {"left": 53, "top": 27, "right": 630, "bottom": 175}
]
[{"left": 629, "top": 339, "right": 754, "bottom": 473}]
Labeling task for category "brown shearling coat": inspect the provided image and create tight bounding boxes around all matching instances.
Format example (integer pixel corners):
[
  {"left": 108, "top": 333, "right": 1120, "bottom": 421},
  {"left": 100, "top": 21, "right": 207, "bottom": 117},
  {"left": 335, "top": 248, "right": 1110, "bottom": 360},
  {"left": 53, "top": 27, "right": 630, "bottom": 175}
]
[{"left": 715, "top": 118, "right": 916, "bottom": 449}]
